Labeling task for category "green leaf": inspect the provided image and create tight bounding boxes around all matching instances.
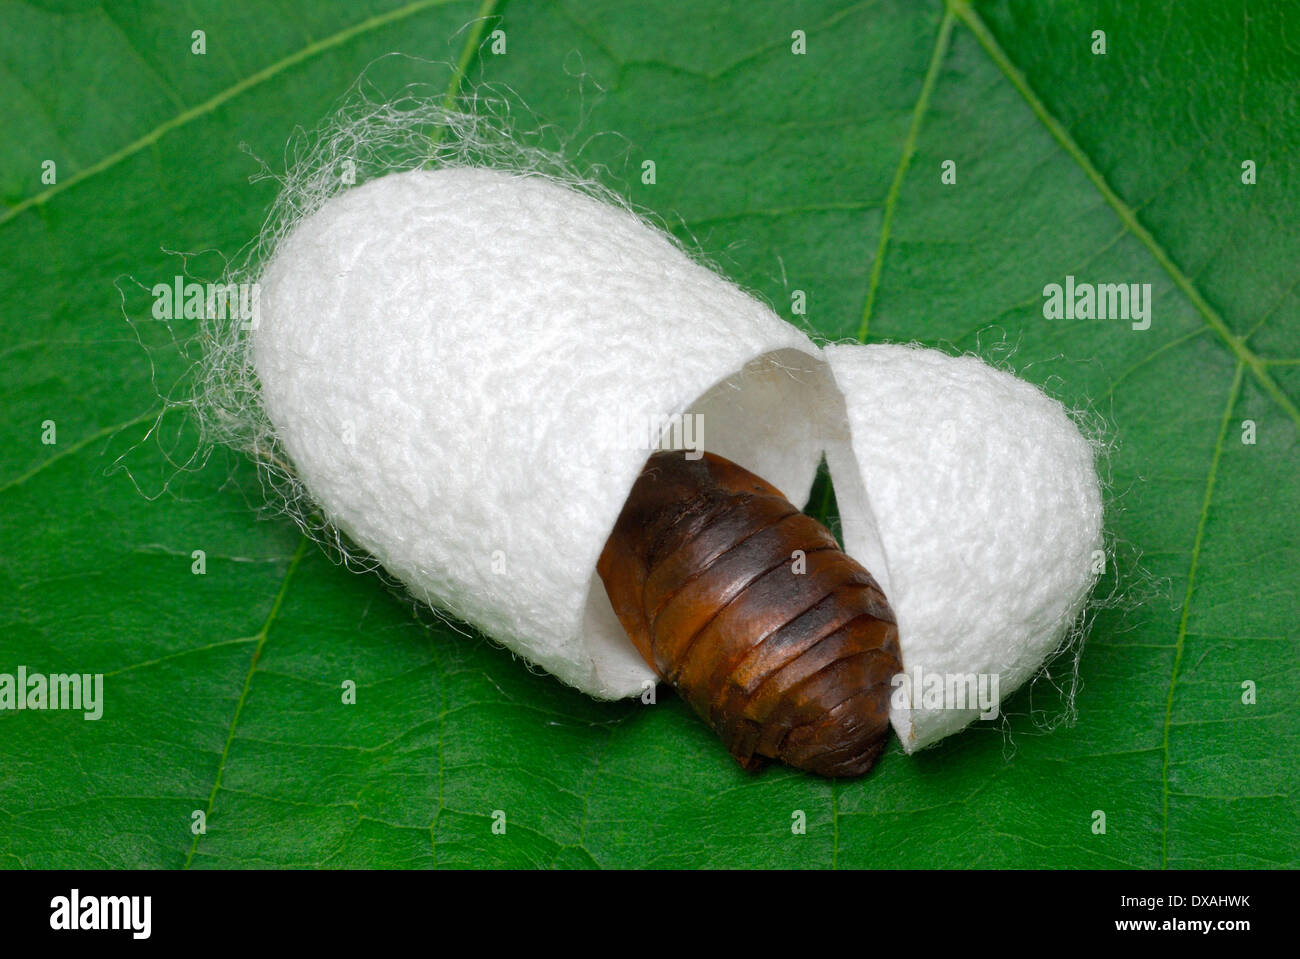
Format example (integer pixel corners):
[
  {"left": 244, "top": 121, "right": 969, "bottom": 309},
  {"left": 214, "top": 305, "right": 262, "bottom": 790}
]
[{"left": 1, "top": 0, "right": 1296, "bottom": 869}]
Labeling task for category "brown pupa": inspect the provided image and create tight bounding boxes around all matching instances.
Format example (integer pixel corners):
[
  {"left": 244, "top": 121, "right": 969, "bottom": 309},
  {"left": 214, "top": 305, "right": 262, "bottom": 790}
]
[{"left": 597, "top": 450, "right": 901, "bottom": 778}]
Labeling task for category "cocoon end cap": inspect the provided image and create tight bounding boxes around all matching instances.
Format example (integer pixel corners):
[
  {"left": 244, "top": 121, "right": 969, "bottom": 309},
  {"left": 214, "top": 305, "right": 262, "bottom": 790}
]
[
  {"left": 252, "top": 167, "right": 833, "bottom": 700},
  {"left": 823, "top": 343, "right": 1104, "bottom": 752}
]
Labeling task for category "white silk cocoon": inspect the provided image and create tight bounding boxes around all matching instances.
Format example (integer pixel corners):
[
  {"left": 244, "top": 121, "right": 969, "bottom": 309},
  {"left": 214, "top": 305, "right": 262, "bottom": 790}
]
[
  {"left": 248, "top": 161, "right": 1105, "bottom": 752},
  {"left": 252, "top": 166, "right": 833, "bottom": 698},
  {"left": 823, "top": 343, "right": 1104, "bottom": 751}
]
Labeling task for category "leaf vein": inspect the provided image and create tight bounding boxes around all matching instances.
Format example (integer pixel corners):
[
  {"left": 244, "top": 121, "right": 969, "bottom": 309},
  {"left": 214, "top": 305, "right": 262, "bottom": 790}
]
[
  {"left": 0, "top": 0, "right": 467, "bottom": 228},
  {"left": 182, "top": 536, "right": 309, "bottom": 869},
  {"left": 0, "top": 407, "right": 158, "bottom": 496},
  {"left": 857, "top": 7, "right": 955, "bottom": 342},
  {"left": 1159, "top": 361, "right": 1244, "bottom": 870},
  {"left": 953, "top": 3, "right": 1300, "bottom": 429}
]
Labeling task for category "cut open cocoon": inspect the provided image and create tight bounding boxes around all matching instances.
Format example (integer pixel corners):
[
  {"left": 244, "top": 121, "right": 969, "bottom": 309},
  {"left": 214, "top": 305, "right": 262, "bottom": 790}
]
[
  {"left": 250, "top": 166, "right": 1103, "bottom": 751},
  {"left": 822, "top": 344, "right": 1104, "bottom": 750}
]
